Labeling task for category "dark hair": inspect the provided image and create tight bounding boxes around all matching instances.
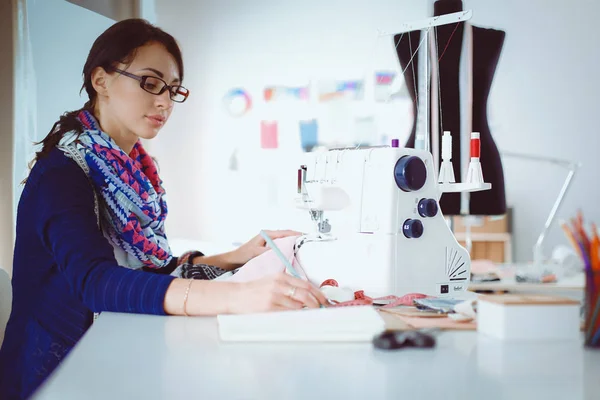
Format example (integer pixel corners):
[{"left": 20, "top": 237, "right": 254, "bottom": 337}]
[{"left": 30, "top": 18, "right": 184, "bottom": 167}]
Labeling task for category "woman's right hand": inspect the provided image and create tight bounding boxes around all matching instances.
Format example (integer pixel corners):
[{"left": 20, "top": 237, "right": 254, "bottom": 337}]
[{"left": 227, "top": 272, "right": 329, "bottom": 314}]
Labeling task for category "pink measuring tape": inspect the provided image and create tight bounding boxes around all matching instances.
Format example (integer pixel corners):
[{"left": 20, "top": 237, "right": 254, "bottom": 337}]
[{"left": 320, "top": 279, "right": 428, "bottom": 308}]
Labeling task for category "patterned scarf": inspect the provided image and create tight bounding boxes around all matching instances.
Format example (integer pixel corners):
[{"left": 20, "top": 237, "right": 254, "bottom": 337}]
[{"left": 58, "top": 110, "right": 173, "bottom": 269}]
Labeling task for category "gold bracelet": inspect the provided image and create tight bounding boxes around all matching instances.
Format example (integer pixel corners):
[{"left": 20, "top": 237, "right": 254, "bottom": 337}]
[{"left": 183, "top": 279, "right": 194, "bottom": 316}]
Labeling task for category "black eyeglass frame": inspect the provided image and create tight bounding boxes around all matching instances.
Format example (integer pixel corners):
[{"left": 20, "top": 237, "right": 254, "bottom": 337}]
[{"left": 112, "top": 68, "right": 190, "bottom": 103}]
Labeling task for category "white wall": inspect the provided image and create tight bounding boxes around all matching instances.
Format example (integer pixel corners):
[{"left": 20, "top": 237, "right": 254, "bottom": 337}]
[
  {"left": 473, "top": 0, "right": 600, "bottom": 262},
  {"left": 28, "top": 0, "right": 114, "bottom": 142},
  {"left": 153, "top": 0, "right": 425, "bottom": 244},
  {"left": 154, "top": 0, "right": 600, "bottom": 262},
  {"left": 13, "top": 0, "right": 114, "bottom": 205}
]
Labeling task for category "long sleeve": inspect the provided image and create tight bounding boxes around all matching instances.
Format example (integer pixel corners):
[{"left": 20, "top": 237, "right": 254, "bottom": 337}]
[{"left": 34, "top": 158, "right": 175, "bottom": 315}]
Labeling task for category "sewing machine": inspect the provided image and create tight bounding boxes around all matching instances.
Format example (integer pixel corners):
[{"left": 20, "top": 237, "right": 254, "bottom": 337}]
[
  {"left": 291, "top": 10, "right": 497, "bottom": 298},
  {"left": 294, "top": 145, "right": 472, "bottom": 298}
]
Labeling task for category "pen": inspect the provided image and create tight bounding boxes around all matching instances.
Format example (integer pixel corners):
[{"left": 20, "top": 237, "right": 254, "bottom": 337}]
[
  {"left": 586, "top": 292, "right": 600, "bottom": 344},
  {"left": 572, "top": 217, "right": 590, "bottom": 255},
  {"left": 260, "top": 230, "right": 327, "bottom": 308},
  {"left": 560, "top": 221, "right": 582, "bottom": 260},
  {"left": 260, "top": 230, "right": 302, "bottom": 279},
  {"left": 591, "top": 223, "right": 599, "bottom": 272},
  {"left": 579, "top": 241, "right": 592, "bottom": 273},
  {"left": 585, "top": 221, "right": 600, "bottom": 345}
]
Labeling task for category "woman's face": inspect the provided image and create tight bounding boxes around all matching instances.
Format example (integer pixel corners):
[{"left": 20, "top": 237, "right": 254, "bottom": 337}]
[{"left": 100, "top": 41, "right": 182, "bottom": 145}]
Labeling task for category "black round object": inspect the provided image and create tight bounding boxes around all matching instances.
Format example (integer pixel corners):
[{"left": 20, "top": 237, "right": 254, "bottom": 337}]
[
  {"left": 394, "top": 156, "right": 427, "bottom": 192},
  {"left": 418, "top": 198, "right": 439, "bottom": 218},
  {"left": 402, "top": 219, "right": 424, "bottom": 239}
]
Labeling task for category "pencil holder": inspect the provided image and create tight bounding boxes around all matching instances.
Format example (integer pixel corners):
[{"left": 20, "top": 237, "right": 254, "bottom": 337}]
[{"left": 584, "top": 270, "right": 600, "bottom": 348}]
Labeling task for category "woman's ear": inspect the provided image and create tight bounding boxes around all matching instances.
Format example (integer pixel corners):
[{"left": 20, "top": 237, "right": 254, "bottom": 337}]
[{"left": 90, "top": 67, "right": 110, "bottom": 97}]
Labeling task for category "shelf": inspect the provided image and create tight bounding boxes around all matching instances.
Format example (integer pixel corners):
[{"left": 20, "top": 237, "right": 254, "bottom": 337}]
[
  {"left": 438, "top": 182, "right": 491, "bottom": 193},
  {"left": 453, "top": 232, "right": 512, "bottom": 242}
]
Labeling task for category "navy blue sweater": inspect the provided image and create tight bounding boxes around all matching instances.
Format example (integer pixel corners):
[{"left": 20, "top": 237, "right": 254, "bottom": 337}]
[{"left": 0, "top": 148, "right": 176, "bottom": 399}]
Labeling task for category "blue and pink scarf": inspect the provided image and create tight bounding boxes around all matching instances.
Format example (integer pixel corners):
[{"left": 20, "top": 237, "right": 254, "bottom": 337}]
[{"left": 58, "top": 110, "right": 172, "bottom": 269}]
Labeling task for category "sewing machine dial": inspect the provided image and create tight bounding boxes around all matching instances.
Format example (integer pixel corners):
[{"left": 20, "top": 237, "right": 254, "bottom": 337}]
[
  {"left": 394, "top": 156, "right": 427, "bottom": 192},
  {"left": 417, "top": 198, "right": 438, "bottom": 217},
  {"left": 403, "top": 219, "right": 424, "bottom": 238}
]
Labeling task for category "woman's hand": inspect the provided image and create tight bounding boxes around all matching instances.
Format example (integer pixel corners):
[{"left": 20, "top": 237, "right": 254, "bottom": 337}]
[
  {"left": 229, "top": 229, "right": 302, "bottom": 267},
  {"left": 227, "top": 272, "right": 328, "bottom": 313}
]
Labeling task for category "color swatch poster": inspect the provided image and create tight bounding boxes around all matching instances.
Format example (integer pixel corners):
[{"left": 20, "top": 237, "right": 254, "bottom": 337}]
[
  {"left": 264, "top": 86, "right": 309, "bottom": 102},
  {"left": 374, "top": 71, "right": 410, "bottom": 102},
  {"left": 374, "top": 71, "right": 395, "bottom": 102},
  {"left": 260, "top": 121, "right": 278, "bottom": 149},
  {"left": 222, "top": 88, "right": 252, "bottom": 116},
  {"left": 299, "top": 119, "right": 318, "bottom": 152},
  {"left": 318, "top": 79, "right": 364, "bottom": 102}
]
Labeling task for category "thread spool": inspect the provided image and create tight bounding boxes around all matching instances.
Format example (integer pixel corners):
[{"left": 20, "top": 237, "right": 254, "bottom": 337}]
[
  {"left": 438, "top": 131, "right": 455, "bottom": 183},
  {"left": 442, "top": 131, "right": 452, "bottom": 160},
  {"left": 470, "top": 132, "right": 481, "bottom": 159},
  {"left": 466, "top": 132, "right": 484, "bottom": 184}
]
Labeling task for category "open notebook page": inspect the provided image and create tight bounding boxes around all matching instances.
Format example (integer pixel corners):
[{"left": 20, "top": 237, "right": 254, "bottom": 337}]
[{"left": 217, "top": 306, "right": 386, "bottom": 342}]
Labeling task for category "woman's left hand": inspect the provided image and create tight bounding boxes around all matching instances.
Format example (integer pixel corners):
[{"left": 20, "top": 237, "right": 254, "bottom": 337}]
[{"left": 230, "top": 230, "right": 302, "bottom": 267}]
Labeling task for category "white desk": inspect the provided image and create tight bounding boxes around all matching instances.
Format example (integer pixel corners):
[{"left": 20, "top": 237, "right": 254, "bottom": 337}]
[
  {"left": 468, "top": 273, "right": 586, "bottom": 303},
  {"left": 33, "top": 312, "right": 600, "bottom": 400}
]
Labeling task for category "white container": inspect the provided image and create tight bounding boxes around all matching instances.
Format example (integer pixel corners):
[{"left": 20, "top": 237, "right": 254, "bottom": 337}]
[{"left": 477, "top": 294, "right": 580, "bottom": 341}]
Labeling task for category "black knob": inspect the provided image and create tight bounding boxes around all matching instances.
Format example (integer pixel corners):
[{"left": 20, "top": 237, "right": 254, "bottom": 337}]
[
  {"left": 418, "top": 198, "right": 439, "bottom": 218},
  {"left": 403, "top": 219, "right": 424, "bottom": 239},
  {"left": 394, "top": 156, "right": 427, "bottom": 192}
]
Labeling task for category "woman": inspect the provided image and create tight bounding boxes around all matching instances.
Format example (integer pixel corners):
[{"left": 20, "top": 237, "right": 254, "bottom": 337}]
[{"left": 0, "top": 18, "right": 326, "bottom": 399}]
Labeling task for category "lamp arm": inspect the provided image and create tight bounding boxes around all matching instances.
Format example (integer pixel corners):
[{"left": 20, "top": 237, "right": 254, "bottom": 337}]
[
  {"left": 501, "top": 151, "right": 581, "bottom": 265},
  {"left": 533, "top": 167, "right": 577, "bottom": 265}
]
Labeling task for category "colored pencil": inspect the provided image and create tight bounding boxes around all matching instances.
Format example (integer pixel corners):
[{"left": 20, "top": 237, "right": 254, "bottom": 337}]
[{"left": 560, "top": 221, "right": 584, "bottom": 261}]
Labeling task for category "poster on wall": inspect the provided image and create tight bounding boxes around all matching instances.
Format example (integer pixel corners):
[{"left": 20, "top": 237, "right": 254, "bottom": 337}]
[
  {"left": 374, "top": 71, "right": 409, "bottom": 102},
  {"left": 222, "top": 88, "right": 252, "bottom": 117},
  {"left": 260, "top": 121, "right": 278, "bottom": 149},
  {"left": 374, "top": 71, "right": 395, "bottom": 102},
  {"left": 299, "top": 119, "right": 318, "bottom": 152},
  {"left": 318, "top": 79, "right": 364, "bottom": 102},
  {"left": 264, "top": 86, "right": 309, "bottom": 102}
]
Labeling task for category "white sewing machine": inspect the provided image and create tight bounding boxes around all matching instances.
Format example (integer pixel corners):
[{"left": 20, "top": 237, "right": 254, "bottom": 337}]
[
  {"left": 294, "top": 145, "right": 472, "bottom": 298},
  {"left": 292, "top": 10, "right": 493, "bottom": 298}
]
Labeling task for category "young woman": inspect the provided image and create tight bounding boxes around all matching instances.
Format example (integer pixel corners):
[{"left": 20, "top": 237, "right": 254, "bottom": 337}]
[{"left": 0, "top": 18, "right": 326, "bottom": 399}]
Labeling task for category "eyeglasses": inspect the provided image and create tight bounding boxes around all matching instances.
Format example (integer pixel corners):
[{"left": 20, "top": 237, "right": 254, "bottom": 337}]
[{"left": 113, "top": 68, "right": 190, "bottom": 103}]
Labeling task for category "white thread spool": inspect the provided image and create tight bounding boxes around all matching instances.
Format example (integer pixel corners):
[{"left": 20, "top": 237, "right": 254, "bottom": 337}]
[
  {"left": 442, "top": 130, "right": 452, "bottom": 161},
  {"left": 438, "top": 131, "right": 455, "bottom": 183}
]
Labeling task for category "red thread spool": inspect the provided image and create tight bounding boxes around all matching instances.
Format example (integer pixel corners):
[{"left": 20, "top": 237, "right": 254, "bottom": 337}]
[{"left": 470, "top": 132, "right": 481, "bottom": 158}]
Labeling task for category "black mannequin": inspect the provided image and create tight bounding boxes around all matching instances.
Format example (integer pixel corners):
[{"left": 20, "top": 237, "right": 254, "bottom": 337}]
[{"left": 394, "top": 0, "right": 507, "bottom": 216}]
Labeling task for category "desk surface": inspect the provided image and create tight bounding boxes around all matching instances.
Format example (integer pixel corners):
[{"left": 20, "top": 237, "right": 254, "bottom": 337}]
[
  {"left": 468, "top": 273, "right": 585, "bottom": 294},
  {"left": 33, "top": 312, "right": 600, "bottom": 400}
]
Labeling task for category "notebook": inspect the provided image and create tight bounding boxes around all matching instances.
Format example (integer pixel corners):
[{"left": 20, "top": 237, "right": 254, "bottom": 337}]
[{"left": 217, "top": 306, "right": 386, "bottom": 342}]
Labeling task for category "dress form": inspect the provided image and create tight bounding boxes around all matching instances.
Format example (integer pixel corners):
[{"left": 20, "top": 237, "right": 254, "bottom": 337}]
[{"left": 394, "top": 0, "right": 507, "bottom": 216}]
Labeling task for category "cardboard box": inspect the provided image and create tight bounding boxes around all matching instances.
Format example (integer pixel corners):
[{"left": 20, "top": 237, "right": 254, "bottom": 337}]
[
  {"left": 452, "top": 208, "right": 512, "bottom": 234},
  {"left": 458, "top": 241, "right": 505, "bottom": 263}
]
